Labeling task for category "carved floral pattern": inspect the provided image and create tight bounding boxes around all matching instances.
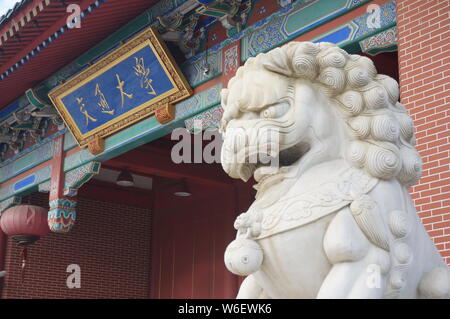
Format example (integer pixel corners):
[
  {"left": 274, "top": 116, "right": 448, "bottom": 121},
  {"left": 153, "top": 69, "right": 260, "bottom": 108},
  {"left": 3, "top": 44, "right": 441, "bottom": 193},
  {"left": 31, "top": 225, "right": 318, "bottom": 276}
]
[
  {"left": 234, "top": 167, "right": 378, "bottom": 240},
  {"left": 224, "top": 45, "right": 239, "bottom": 75}
]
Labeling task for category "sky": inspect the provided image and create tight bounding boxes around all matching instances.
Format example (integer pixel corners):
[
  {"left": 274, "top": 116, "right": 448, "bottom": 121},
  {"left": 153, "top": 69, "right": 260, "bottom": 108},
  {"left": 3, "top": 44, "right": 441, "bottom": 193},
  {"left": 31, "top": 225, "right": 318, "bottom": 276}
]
[{"left": 0, "top": 0, "right": 19, "bottom": 17}]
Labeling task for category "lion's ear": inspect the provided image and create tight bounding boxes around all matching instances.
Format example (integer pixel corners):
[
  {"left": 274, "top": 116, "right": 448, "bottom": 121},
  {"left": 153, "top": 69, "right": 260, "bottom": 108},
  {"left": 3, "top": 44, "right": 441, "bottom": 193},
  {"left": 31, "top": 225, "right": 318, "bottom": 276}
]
[{"left": 261, "top": 47, "right": 293, "bottom": 77}]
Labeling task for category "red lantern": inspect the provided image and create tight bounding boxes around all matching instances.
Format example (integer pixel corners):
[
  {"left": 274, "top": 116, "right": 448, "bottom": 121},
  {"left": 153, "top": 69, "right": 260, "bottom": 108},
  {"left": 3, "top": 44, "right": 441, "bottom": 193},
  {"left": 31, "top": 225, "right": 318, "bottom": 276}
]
[
  {"left": 0, "top": 205, "right": 50, "bottom": 282},
  {"left": 0, "top": 205, "right": 49, "bottom": 245}
]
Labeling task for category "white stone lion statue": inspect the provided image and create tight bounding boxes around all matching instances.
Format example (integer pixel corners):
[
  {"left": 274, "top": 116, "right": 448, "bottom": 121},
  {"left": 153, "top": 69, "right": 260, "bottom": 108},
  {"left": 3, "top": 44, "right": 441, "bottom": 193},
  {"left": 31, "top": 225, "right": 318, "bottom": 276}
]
[{"left": 220, "top": 41, "right": 449, "bottom": 299}]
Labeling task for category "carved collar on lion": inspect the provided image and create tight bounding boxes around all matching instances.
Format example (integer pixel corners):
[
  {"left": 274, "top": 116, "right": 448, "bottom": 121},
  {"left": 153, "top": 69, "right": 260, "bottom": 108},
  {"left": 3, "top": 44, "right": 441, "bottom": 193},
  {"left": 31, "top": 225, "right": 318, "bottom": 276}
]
[{"left": 234, "top": 160, "right": 378, "bottom": 240}]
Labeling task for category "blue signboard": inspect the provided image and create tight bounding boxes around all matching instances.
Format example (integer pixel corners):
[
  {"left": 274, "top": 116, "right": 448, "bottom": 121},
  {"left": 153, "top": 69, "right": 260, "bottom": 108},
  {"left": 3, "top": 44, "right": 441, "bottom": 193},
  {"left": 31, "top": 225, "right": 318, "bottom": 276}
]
[{"left": 49, "top": 27, "right": 192, "bottom": 148}]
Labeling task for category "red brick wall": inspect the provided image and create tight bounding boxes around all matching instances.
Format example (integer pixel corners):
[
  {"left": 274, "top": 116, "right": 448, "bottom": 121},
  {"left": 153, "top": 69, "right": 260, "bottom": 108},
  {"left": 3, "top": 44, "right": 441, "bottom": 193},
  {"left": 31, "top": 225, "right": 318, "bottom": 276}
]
[
  {"left": 397, "top": 0, "right": 450, "bottom": 264},
  {"left": 1, "top": 192, "right": 152, "bottom": 299}
]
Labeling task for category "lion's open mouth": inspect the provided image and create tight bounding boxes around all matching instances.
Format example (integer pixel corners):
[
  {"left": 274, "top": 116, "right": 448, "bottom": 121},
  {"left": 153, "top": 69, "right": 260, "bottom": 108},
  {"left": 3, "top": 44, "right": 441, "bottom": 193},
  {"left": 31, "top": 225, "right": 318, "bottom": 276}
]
[{"left": 233, "top": 142, "right": 311, "bottom": 182}]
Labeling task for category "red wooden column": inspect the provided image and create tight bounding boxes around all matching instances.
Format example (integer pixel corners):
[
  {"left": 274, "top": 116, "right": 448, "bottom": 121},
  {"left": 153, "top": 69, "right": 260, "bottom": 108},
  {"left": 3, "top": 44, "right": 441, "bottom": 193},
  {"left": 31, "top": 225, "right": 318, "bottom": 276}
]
[
  {"left": 47, "top": 135, "right": 77, "bottom": 233},
  {"left": 49, "top": 135, "right": 65, "bottom": 202}
]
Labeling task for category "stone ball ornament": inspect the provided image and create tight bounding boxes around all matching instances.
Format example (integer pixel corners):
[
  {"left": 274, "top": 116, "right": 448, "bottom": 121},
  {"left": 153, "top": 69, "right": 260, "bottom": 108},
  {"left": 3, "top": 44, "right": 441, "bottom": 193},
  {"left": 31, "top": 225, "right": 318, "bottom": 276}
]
[
  {"left": 224, "top": 237, "right": 263, "bottom": 276},
  {"left": 220, "top": 41, "right": 450, "bottom": 299}
]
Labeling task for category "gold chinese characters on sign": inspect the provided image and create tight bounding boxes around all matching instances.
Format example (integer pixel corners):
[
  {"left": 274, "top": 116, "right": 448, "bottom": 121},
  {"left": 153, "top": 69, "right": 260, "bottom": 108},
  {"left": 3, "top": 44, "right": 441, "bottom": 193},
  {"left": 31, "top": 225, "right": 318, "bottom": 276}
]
[{"left": 48, "top": 27, "right": 192, "bottom": 153}]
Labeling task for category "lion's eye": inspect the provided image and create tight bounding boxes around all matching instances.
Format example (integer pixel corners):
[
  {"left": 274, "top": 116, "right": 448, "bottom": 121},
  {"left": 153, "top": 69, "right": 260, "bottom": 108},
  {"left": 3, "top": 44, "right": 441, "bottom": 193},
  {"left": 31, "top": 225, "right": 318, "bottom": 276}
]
[{"left": 261, "top": 102, "right": 289, "bottom": 119}]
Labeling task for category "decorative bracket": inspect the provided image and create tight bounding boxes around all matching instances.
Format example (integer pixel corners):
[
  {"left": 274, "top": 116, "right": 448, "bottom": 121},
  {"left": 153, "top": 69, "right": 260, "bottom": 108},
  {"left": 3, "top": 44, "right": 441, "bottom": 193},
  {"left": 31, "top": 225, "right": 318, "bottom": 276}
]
[
  {"left": 40, "top": 161, "right": 102, "bottom": 197},
  {"left": 157, "top": 12, "right": 205, "bottom": 57},
  {"left": 88, "top": 136, "right": 105, "bottom": 155},
  {"left": 29, "top": 105, "right": 64, "bottom": 129},
  {"left": 0, "top": 125, "right": 23, "bottom": 157},
  {"left": 11, "top": 111, "right": 48, "bottom": 143},
  {"left": 0, "top": 87, "right": 64, "bottom": 161},
  {"left": 359, "top": 26, "right": 398, "bottom": 56},
  {"left": 47, "top": 160, "right": 100, "bottom": 233},
  {"left": 196, "top": 0, "right": 241, "bottom": 28},
  {"left": 157, "top": 13, "right": 185, "bottom": 33},
  {"left": 25, "top": 88, "right": 49, "bottom": 108},
  {"left": 155, "top": 104, "right": 176, "bottom": 124},
  {"left": 195, "top": 0, "right": 253, "bottom": 36},
  {"left": 63, "top": 161, "right": 101, "bottom": 197},
  {"left": 26, "top": 88, "right": 64, "bottom": 128}
]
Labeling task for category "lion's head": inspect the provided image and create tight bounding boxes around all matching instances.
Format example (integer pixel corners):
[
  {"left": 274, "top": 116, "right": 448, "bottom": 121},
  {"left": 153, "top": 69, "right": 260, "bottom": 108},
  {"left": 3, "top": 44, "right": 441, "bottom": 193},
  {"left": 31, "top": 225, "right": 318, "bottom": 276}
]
[{"left": 220, "top": 42, "right": 421, "bottom": 188}]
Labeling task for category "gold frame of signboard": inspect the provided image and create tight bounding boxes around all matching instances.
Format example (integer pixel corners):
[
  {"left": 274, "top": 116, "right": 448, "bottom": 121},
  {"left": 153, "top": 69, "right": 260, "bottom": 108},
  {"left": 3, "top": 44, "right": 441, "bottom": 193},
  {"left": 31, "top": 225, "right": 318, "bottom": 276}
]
[{"left": 48, "top": 27, "right": 192, "bottom": 152}]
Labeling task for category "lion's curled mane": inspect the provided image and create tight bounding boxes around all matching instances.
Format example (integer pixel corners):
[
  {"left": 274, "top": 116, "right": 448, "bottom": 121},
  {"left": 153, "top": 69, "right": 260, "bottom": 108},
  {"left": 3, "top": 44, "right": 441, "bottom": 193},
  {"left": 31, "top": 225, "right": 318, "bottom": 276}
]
[{"left": 222, "top": 42, "right": 421, "bottom": 187}]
